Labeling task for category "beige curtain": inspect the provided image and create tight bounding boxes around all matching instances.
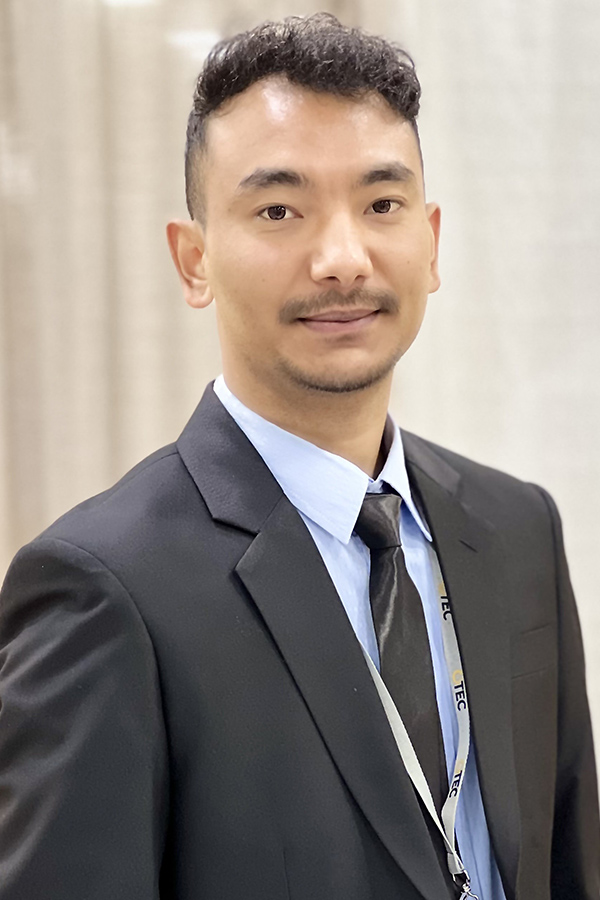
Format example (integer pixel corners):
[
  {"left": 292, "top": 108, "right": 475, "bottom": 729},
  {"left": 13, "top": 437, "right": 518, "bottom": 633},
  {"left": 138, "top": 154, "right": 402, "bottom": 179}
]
[{"left": 1, "top": 0, "right": 599, "bottom": 752}]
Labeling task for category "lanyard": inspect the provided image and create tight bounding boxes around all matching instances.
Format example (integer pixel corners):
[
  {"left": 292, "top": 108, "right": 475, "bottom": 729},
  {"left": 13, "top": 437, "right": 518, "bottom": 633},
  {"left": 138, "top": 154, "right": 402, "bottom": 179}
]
[{"left": 361, "top": 544, "right": 480, "bottom": 900}]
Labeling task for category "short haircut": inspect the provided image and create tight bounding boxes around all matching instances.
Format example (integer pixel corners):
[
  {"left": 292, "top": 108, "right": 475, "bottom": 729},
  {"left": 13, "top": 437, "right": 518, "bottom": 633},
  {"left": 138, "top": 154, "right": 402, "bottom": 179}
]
[{"left": 184, "top": 13, "right": 422, "bottom": 222}]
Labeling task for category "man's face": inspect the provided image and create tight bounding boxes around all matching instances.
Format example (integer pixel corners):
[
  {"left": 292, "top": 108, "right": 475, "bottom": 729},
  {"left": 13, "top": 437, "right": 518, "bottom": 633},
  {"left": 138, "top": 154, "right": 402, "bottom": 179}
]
[{"left": 186, "top": 78, "right": 440, "bottom": 398}]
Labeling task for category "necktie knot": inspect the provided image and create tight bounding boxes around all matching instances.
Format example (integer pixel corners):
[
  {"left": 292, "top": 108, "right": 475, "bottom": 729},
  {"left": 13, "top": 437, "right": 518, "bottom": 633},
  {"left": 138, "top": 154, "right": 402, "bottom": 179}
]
[{"left": 354, "top": 492, "right": 402, "bottom": 550}]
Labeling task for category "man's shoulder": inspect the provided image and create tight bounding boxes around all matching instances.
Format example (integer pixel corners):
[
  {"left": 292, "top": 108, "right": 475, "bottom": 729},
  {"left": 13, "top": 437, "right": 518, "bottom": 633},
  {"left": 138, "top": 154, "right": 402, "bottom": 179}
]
[
  {"left": 29, "top": 440, "right": 211, "bottom": 566},
  {"left": 43, "top": 442, "right": 179, "bottom": 526},
  {"left": 401, "top": 430, "right": 556, "bottom": 533},
  {"left": 403, "top": 430, "right": 529, "bottom": 485}
]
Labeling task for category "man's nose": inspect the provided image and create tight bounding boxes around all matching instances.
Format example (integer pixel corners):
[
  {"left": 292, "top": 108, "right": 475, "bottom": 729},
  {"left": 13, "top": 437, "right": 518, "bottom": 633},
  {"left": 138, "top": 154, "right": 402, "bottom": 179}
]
[{"left": 309, "top": 216, "right": 374, "bottom": 288}]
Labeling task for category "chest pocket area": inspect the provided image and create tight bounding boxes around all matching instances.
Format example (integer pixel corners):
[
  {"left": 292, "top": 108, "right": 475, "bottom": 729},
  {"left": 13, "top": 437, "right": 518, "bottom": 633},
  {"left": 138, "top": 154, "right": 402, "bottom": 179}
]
[{"left": 511, "top": 622, "right": 556, "bottom": 679}]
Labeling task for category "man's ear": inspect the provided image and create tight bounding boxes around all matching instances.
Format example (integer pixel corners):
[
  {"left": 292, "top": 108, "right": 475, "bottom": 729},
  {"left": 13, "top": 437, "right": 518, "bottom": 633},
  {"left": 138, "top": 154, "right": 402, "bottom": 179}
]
[
  {"left": 425, "top": 202, "right": 441, "bottom": 294},
  {"left": 166, "top": 220, "right": 213, "bottom": 309}
]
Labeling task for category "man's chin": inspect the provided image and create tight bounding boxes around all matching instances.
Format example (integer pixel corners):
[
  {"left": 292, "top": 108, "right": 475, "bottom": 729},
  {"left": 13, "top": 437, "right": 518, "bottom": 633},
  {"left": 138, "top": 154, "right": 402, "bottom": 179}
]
[{"left": 274, "top": 356, "right": 399, "bottom": 394}]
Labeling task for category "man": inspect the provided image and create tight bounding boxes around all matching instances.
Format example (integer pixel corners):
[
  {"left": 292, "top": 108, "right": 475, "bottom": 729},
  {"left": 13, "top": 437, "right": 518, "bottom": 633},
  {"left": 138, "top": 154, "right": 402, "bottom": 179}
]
[{"left": 0, "top": 13, "right": 598, "bottom": 900}]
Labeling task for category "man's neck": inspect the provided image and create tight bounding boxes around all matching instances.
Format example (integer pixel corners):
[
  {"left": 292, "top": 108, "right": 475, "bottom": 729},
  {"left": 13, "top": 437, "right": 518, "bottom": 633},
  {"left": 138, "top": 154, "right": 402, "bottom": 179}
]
[{"left": 221, "top": 371, "right": 393, "bottom": 479}]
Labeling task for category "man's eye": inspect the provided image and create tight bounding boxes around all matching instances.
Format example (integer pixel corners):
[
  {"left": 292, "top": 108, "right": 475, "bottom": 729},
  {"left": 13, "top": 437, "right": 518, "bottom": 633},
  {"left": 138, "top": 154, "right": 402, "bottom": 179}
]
[
  {"left": 370, "top": 199, "right": 400, "bottom": 214},
  {"left": 259, "top": 206, "right": 291, "bottom": 221}
]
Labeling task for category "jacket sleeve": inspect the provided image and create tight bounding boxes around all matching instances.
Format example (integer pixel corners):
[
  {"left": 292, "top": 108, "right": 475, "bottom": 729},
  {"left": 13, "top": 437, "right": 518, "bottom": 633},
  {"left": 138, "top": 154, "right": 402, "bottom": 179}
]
[
  {"left": 537, "top": 489, "right": 600, "bottom": 899},
  {"left": 0, "top": 537, "right": 168, "bottom": 899}
]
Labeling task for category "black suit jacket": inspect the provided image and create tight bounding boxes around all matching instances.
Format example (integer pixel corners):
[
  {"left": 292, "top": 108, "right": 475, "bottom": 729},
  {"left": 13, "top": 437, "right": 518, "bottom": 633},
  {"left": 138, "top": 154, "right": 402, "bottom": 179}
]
[{"left": 0, "top": 384, "right": 598, "bottom": 900}]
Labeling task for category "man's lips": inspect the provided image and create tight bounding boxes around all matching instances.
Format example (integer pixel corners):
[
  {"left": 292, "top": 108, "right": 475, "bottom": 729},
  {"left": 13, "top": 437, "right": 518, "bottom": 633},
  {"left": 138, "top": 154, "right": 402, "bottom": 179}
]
[
  {"left": 300, "top": 308, "right": 378, "bottom": 322},
  {"left": 298, "top": 308, "right": 380, "bottom": 333}
]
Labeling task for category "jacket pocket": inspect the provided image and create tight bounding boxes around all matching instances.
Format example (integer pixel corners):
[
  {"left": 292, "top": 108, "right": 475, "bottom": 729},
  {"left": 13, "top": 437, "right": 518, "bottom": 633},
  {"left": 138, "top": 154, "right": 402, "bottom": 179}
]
[{"left": 511, "top": 622, "right": 556, "bottom": 678}]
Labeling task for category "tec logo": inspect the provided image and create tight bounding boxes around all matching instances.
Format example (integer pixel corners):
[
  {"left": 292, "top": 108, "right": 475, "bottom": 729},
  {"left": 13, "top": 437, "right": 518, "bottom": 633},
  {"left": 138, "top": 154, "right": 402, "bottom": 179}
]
[
  {"left": 449, "top": 764, "right": 464, "bottom": 798},
  {"left": 452, "top": 669, "right": 467, "bottom": 711},
  {"left": 440, "top": 595, "right": 452, "bottom": 619}
]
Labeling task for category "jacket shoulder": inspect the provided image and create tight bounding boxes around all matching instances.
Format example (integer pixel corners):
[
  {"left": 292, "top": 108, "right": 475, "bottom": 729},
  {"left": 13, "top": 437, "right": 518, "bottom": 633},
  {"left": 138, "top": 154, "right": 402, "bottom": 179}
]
[
  {"left": 28, "top": 441, "right": 207, "bottom": 564},
  {"left": 402, "top": 430, "right": 555, "bottom": 530}
]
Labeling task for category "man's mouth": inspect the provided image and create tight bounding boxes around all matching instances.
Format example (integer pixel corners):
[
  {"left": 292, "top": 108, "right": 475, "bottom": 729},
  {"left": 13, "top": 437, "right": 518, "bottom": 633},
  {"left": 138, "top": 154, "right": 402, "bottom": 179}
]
[
  {"left": 301, "top": 308, "right": 379, "bottom": 322},
  {"left": 279, "top": 289, "right": 398, "bottom": 325},
  {"left": 298, "top": 308, "right": 380, "bottom": 333}
]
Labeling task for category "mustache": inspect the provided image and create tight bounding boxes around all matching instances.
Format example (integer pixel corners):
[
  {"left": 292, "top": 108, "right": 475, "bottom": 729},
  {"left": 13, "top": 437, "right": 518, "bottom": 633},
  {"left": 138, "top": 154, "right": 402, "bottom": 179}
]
[{"left": 279, "top": 288, "right": 399, "bottom": 324}]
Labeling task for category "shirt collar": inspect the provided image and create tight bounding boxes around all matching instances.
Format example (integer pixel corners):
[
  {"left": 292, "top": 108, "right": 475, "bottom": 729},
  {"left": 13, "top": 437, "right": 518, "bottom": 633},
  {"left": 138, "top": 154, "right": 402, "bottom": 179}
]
[
  {"left": 373, "top": 423, "right": 432, "bottom": 541},
  {"left": 213, "top": 375, "right": 431, "bottom": 544}
]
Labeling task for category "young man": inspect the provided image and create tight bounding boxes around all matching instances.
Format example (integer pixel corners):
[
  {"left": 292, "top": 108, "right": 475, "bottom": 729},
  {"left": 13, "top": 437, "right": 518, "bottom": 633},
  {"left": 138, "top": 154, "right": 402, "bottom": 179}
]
[{"left": 0, "top": 14, "right": 598, "bottom": 900}]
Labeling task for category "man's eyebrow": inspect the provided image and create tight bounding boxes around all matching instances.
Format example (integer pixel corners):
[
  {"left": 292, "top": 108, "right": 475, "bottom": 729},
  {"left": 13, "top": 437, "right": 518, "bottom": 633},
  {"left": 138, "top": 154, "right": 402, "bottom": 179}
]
[
  {"left": 359, "top": 163, "right": 416, "bottom": 187},
  {"left": 236, "top": 168, "right": 310, "bottom": 193},
  {"left": 235, "top": 163, "right": 415, "bottom": 194}
]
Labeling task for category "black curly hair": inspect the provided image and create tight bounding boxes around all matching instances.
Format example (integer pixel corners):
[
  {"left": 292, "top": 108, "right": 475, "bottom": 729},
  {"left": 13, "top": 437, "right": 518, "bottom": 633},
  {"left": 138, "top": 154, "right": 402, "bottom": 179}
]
[{"left": 185, "top": 13, "right": 422, "bottom": 222}]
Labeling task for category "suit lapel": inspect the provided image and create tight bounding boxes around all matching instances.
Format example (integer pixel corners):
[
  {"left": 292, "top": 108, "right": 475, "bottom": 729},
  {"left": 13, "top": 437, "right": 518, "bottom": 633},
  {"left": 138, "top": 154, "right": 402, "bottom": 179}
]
[{"left": 403, "top": 433, "right": 521, "bottom": 900}]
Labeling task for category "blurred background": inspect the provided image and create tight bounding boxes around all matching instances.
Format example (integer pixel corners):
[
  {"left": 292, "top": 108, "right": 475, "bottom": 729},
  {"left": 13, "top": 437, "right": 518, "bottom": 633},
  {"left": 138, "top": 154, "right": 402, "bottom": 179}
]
[{"left": 1, "top": 0, "right": 599, "bottom": 756}]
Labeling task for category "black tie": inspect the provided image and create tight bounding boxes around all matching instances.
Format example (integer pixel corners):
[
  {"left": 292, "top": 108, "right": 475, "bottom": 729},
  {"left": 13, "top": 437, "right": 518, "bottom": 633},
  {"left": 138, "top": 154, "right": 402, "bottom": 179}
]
[{"left": 354, "top": 492, "right": 448, "bottom": 813}]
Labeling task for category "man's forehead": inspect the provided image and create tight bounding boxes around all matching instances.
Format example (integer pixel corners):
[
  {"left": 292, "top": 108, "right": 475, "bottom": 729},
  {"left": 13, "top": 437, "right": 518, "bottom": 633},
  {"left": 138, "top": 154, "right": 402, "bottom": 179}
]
[
  {"left": 210, "top": 76, "right": 398, "bottom": 124},
  {"left": 203, "top": 78, "right": 421, "bottom": 180}
]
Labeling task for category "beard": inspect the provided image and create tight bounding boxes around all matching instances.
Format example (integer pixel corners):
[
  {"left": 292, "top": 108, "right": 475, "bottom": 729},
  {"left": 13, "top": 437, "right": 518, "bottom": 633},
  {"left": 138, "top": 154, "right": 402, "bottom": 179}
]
[{"left": 273, "top": 345, "right": 402, "bottom": 394}]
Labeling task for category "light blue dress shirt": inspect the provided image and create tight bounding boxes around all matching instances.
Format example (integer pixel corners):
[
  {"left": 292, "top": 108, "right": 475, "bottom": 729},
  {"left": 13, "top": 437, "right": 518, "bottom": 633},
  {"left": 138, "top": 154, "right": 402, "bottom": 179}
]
[{"left": 214, "top": 375, "right": 506, "bottom": 900}]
